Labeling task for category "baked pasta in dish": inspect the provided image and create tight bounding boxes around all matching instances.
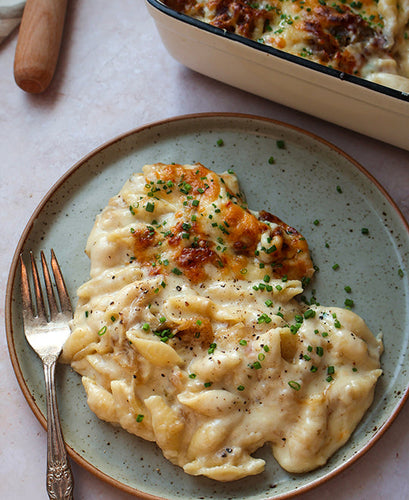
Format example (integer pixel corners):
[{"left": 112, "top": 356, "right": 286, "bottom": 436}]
[
  {"left": 62, "top": 163, "right": 383, "bottom": 481},
  {"left": 163, "top": 0, "right": 409, "bottom": 92}
]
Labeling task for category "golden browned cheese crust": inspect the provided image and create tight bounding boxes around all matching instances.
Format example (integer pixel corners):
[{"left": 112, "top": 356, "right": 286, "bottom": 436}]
[
  {"left": 128, "top": 163, "right": 314, "bottom": 284},
  {"left": 164, "top": 0, "right": 409, "bottom": 90}
]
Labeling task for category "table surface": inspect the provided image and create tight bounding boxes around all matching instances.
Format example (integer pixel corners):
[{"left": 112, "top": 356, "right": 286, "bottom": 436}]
[{"left": 1, "top": 1, "right": 409, "bottom": 499}]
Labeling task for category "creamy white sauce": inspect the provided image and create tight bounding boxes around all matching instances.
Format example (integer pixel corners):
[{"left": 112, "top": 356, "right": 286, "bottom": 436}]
[{"left": 62, "top": 164, "right": 382, "bottom": 481}]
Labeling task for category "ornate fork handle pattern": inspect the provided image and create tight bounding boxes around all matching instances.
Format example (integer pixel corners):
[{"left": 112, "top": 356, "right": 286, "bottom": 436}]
[{"left": 44, "top": 356, "right": 74, "bottom": 500}]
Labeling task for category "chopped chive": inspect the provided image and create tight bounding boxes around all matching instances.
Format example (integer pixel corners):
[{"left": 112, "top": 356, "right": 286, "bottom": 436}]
[
  {"left": 146, "top": 202, "right": 155, "bottom": 213},
  {"left": 179, "top": 182, "right": 192, "bottom": 194},
  {"left": 237, "top": 385, "right": 245, "bottom": 391},
  {"left": 136, "top": 414, "right": 144, "bottom": 422},
  {"left": 288, "top": 380, "right": 300, "bottom": 390},
  {"left": 250, "top": 361, "right": 262, "bottom": 370},
  {"left": 290, "top": 323, "right": 301, "bottom": 334},
  {"left": 208, "top": 343, "right": 217, "bottom": 354},
  {"left": 304, "top": 309, "right": 316, "bottom": 319},
  {"left": 258, "top": 313, "right": 272, "bottom": 324},
  {"left": 98, "top": 326, "right": 107, "bottom": 336}
]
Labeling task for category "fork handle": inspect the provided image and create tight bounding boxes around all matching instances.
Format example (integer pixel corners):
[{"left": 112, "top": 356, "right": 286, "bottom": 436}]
[{"left": 44, "top": 357, "right": 74, "bottom": 499}]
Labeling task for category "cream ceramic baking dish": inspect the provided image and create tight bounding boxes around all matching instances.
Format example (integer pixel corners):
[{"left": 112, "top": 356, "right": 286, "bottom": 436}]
[{"left": 146, "top": 0, "right": 409, "bottom": 151}]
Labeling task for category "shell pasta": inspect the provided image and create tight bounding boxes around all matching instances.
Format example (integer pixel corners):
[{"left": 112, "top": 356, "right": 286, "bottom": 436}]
[{"left": 62, "top": 163, "right": 382, "bottom": 481}]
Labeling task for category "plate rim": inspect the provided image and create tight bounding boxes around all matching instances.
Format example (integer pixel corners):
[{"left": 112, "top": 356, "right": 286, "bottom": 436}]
[{"left": 5, "top": 112, "right": 409, "bottom": 499}]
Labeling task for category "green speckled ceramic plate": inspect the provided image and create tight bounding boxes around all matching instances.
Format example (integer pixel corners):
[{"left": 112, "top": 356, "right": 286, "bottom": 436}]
[{"left": 5, "top": 114, "right": 409, "bottom": 499}]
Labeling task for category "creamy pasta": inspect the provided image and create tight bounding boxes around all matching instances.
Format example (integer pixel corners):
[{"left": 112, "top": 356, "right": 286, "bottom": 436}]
[
  {"left": 62, "top": 163, "right": 383, "bottom": 481},
  {"left": 163, "top": 0, "right": 409, "bottom": 92}
]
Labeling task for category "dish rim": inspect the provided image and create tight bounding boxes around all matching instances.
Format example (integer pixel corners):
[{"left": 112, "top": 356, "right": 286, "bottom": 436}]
[
  {"left": 146, "top": 0, "right": 409, "bottom": 103},
  {"left": 5, "top": 112, "right": 409, "bottom": 499}
]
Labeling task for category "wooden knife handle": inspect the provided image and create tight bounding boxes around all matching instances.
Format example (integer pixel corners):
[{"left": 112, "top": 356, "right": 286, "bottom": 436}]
[{"left": 14, "top": 0, "right": 68, "bottom": 93}]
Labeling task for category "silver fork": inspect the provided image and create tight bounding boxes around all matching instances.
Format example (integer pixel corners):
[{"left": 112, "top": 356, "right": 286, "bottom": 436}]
[{"left": 20, "top": 250, "right": 74, "bottom": 500}]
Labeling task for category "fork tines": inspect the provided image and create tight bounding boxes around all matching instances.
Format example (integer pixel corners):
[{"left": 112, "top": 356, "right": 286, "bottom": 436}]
[{"left": 20, "top": 250, "right": 72, "bottom": 321}]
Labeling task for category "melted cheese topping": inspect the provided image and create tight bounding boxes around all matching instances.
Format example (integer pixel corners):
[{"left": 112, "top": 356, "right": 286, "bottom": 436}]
[
  {"left": 62, "top": 163, "right": 383, "bottom": 481},
  {"left": 164, "top": 0, "right": 409, "bottom": 92}
]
